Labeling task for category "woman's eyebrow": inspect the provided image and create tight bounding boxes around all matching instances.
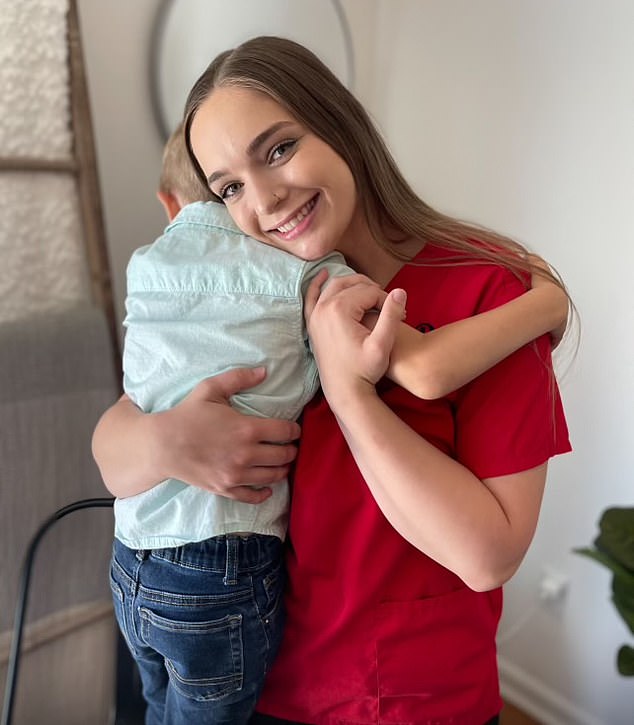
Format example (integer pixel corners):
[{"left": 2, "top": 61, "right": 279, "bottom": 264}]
[
  {"left": 207, "top": 169, "right": 227, "bottom": 187},
  {"left": 246, "top": 121, "right": 295, "bottom": 157}
]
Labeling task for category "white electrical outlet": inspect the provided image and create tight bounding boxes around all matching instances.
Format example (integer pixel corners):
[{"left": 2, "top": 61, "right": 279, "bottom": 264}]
[{"left": 539, "top": 568, "right": 569, "bottom": 603}]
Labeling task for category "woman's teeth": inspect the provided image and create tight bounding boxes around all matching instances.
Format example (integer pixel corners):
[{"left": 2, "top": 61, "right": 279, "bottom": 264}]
[{"left": 277, "top": 199, "right": 315, "bottom": 233}]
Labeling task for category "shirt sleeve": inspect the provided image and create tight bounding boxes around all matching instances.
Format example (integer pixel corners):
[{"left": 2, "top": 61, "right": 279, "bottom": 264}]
[
  {"left": 301, "top": 252, "right": 355, "bottom": 296},
  {"left": 453, "top": 267, "right": 571, "bottom": 479}
]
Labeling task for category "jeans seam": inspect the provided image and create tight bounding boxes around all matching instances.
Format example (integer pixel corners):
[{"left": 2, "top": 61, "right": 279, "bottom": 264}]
[
  {"left": 110, "top": 563, "right": 138, "bottom": 656},
  {"left": 165, "top": 659, "right": 243, "bottom": 702},
  {"left": 138, "top": 587, "right": 254, "bottom": 607}
]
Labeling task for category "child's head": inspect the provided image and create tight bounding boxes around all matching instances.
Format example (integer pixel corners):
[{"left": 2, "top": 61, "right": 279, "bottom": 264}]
[{"left": 158, "top": 121, "right": 215, "bottom": 221}]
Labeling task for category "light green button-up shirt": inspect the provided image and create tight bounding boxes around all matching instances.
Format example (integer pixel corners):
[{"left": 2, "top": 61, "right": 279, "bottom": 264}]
[{"left": 115, "top": 202, "right": 351, "bottom": 549}]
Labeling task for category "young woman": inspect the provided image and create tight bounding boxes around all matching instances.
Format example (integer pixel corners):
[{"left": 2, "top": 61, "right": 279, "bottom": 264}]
[{"left": 93, "top": 37, "right": 572, "bottom": 725}]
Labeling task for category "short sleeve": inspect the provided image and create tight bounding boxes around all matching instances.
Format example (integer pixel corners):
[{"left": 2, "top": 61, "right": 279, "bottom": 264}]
[
  {"left": 453, "top": 269, "right": 571, "bottom": 479},
  {"left": 301, "top": 252, "right": 354, "bottom": 297}
]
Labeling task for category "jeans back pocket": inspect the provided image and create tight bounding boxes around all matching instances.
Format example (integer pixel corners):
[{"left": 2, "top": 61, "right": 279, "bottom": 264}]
[{"left": 139, "top": 607, "right": 244, "bottom": 702}]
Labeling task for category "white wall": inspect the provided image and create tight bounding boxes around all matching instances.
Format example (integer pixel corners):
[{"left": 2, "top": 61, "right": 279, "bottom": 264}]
[
  {"left": 373, "top": 1, "right": 633, "bottom": 723},
  {"left": 77, "top": 0, "right": 167, "bottom": 331},
  {"left": 79, "top": 1, "right": 633, "bottom": 723}
]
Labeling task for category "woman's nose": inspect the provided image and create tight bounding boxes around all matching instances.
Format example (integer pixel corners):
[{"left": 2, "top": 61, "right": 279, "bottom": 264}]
[{"left": 253, "top": 183, "right": 286, "bottom": 215}]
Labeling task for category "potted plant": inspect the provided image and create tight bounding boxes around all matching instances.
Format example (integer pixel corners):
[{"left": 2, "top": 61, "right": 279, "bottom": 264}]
[{"left": 575, "top": 506, "right": 634, "bottom": 676}]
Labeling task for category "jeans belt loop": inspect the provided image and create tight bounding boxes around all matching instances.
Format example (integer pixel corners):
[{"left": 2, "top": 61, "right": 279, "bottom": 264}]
[{"left": 223, "top": 536, "right": 239, "bottom": 586}]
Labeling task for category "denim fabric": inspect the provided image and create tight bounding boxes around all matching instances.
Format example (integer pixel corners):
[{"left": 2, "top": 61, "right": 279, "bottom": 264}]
[
  {"left": 110, "top": 534, "right": 285, "bottom": 725},
  {"left": 116, "top": 202, "right": 352, "bottom": 549}
]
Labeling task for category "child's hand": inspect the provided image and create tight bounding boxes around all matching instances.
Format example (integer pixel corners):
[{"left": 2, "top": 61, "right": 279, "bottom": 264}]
[{"left": 528, "top": 255, "right": 569, "bottom": 348}]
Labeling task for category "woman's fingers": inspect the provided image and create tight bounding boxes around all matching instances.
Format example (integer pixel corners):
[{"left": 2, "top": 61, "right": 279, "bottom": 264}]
[
  {"left": 369, "top": 288, "right": 407, "bottom": 351},
  {"left": 224, "top": 485, "right": 274, "bottom": 504},
  {"left": 309, "top": 274, "right": 387, "bottom": 323},
  {"left": 305, "top": 271, "right": 385, "bottom": 321},
  {"left": 304, "top": 268, "right": 330, "bottom": 323},
  {"left": 320, "top": 272, "right": 383, "bottom": 299},
  {"left": 190, "top": 366, "right": 267, "bottom": 402}
]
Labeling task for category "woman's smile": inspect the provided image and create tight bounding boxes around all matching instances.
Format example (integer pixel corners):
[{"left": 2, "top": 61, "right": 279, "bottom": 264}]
[{"left": 270, "top": 195, "right": 319, "bottom": 240}]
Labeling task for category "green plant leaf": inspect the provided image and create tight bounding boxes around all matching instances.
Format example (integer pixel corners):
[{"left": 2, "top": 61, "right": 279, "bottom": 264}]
[
  {"left": 576, "top": 508, "right": 634, "bottom": 677},
  {"left": 612, "top": 576, "right": 634, "bottom": 636},
  {"left": 613, "top": 572, "right": 634, "bottom": 605},
  {"left": 617, "top": 644, "right": 634, "bottom": 677},
  {"left": 573, "top": 547, "right": 632, "bottom": 579},
  {"left": 595, "top": 508, "right": 634, "bottom": 571}
]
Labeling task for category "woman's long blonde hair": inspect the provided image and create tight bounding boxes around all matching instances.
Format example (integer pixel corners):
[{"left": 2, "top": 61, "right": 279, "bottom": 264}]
[{"left": 183, "top": 36, "right": 569, "bottom": 297}]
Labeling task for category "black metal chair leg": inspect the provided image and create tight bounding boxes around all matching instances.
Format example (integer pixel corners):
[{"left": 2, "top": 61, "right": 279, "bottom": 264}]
[{"left": 1, "top": 497, "right": 115, "bottom": 725}]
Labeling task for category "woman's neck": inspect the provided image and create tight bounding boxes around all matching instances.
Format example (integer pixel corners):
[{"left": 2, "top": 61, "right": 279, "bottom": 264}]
[
  {"left": 337, "top": 207, "right": 424, "bottom": 286},
  {"left": 342, "top": 228, "right": 425, "bottom": 288}
]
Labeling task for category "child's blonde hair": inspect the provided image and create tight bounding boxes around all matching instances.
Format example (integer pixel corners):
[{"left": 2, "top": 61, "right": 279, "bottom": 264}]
[{"left": 160, "top": 121, "right": 215, "bottom": 205}]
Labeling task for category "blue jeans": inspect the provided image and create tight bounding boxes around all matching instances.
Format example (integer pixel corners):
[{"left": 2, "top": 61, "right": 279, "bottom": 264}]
[{"left": 110, "top": 534, "right": 285, "bottom": 725}]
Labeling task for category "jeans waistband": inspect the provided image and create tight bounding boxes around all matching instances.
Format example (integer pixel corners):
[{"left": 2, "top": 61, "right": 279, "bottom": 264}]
[{"left": 113, "top": 533, "right": 282, "bottom": 584}]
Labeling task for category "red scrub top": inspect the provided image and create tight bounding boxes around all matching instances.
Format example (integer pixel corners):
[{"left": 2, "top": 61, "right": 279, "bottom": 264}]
[{"left": 257, "top": 245, "right": 571, "bottom": 725}]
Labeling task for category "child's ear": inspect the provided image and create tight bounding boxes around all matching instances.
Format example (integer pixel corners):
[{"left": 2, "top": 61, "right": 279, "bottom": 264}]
[{"left": 157, "top": 190, "right": 182, "bottom": 222}]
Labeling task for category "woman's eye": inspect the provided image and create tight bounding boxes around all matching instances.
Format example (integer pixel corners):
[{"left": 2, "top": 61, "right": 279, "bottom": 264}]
[
  {"left": 219, "top": 182, "right": 242, "bottom": 200},
  {"left": 269, "top": 139, "right": 297, "bottom": 163}
]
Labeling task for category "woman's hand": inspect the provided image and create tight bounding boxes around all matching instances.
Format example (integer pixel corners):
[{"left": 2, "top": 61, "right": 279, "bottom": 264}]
[
  {"left": 92, "top": 367, "right": 301, "bottom": 503},
  {"left": 304, "top": 270, "right": 407, "bottom": 407}
]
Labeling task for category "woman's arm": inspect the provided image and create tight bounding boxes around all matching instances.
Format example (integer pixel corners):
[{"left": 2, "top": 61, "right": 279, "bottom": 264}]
[
  {"left": 388, "top": 273, "right": 568, "bottom": 399},
  {"left": 330, "top": 264, "right": 568, "bottom": 401},
  {"left": 91, "top": 367, "right": 301, "bottom": 500},
  {"left": 334, "top": 385, "right": 546, "bottom": 590},
  {"left": 304, "top": 274, "right": 550, "bottom": 590}
]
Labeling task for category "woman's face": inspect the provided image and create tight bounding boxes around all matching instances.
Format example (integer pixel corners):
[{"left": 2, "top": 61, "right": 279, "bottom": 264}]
[{"left": 189, "top": 86, "right": 368, "bottom": 262}]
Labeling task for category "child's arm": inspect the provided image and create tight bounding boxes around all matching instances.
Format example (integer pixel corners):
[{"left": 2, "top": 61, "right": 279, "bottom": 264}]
[{"left": 387, "top": 275, "right": 568, "bottom": 400}]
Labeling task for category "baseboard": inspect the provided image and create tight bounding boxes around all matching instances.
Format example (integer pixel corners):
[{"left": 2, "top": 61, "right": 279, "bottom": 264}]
[
  {"left": 0, "top": 599, "right": 116, "bottom": 724},
  {"left": 499, "top": 656, "right": 603, "bottom": 725},
  {"left": 0, "top": 599, "right": 113, "bottom": 665}
]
